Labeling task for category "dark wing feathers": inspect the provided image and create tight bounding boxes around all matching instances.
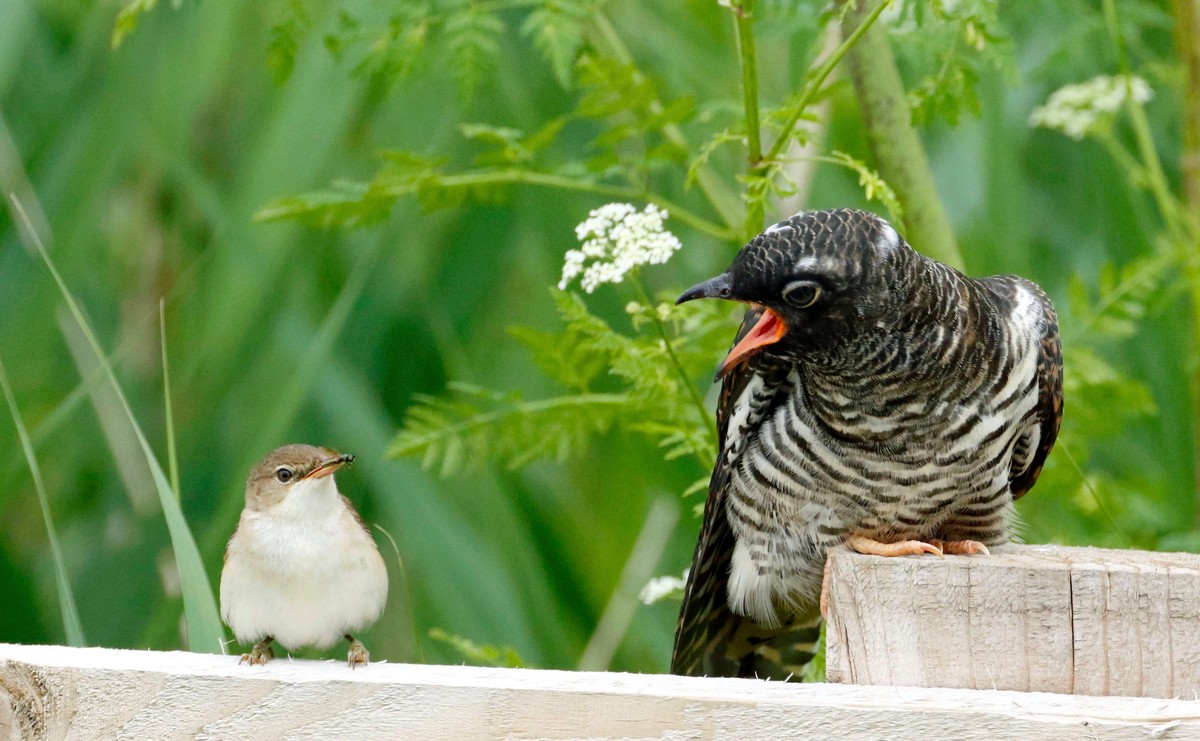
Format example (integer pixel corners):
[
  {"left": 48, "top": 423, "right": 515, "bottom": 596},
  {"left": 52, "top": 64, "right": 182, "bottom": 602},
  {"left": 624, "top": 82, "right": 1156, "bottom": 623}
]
[
  {"left": 1010, "top": 293, "right": 1063, "bottom": 500},
  {"left": 670, "top": 307, "right": 820, "bottom": 679}
]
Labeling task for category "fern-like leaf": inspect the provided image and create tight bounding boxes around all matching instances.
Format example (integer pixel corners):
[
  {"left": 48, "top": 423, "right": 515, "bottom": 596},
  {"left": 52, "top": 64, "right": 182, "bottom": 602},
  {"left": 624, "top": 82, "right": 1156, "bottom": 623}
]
[
  {"left": 389, "top": 382, "right": 629, "bottom": 475},
  {"left": 521, "top": 0, "right": 587, "bottom": 89},
  {"left": 446, "top": 7, "right": 504, "bottom": 102}
]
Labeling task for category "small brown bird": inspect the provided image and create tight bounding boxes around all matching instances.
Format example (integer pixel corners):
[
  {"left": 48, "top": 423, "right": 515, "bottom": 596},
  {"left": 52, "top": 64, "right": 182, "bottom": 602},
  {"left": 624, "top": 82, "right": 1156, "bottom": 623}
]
[{"left": 220, "top": 444, "right": 388, "bottom": 668}]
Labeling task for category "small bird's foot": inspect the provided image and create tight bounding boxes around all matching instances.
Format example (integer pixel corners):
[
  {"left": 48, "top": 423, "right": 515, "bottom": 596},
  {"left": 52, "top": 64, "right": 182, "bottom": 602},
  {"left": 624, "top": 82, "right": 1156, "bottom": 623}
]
[
  {"left": 930, "top": 539, "right": 991, "bottom": 556},
  {"left": 239, "top": 638, "right": 274, "bottom": 666},
  {"left": 846, "top": 534, "right": 944, "bottom": 558},
  {"left": 346, "top": 634, "right": 369, "bottom": 669}
]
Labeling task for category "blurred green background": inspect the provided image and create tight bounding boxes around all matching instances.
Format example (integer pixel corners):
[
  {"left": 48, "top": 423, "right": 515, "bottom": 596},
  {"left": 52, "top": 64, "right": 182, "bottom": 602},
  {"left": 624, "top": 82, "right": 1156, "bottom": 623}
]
[{"left": 0, "top": 0, "right": 1196, "bottom": 673}]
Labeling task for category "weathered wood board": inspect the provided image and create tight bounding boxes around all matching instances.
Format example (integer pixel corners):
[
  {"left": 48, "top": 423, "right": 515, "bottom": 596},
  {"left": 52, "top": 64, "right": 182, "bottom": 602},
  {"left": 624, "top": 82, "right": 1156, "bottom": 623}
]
[
  {"left": 3, "top": 643, "right": 1200, "bottom": 739},
  {"left": 825, "top": 543, "right": 1200, "bottom": 699}
]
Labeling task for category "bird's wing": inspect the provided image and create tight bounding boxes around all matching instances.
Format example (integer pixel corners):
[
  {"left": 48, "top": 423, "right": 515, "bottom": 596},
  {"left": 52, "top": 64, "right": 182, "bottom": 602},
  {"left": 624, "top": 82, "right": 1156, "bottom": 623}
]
[
  {"left": 1010, "top": 293, "right": 1063, "bottom": 499},
  {"left": 671, "top": 306, "right": 820, "bottom": 679}
]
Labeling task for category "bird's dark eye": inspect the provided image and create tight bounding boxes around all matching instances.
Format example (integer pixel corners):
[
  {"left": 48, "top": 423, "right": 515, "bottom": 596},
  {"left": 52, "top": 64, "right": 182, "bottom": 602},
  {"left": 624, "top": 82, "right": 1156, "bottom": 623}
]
[
  {"left": 782, "top": 280, "right": 822, "bottom": 309},
  {"left": 275, "top": 467, "right": 295, "bottom": 484}
]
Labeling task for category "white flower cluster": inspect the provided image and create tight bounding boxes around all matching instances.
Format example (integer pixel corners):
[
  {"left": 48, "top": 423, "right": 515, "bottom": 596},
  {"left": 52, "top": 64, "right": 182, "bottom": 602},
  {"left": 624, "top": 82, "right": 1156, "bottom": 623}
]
[
  {"left": 1028, "top": 75, "right": 1153, "bottom": 140},
  {"left": 638, "top": 569, "right": 688, "bottom": 605},
  {"left": 558, "top": 203, "right": 682, "bottom": 293}
]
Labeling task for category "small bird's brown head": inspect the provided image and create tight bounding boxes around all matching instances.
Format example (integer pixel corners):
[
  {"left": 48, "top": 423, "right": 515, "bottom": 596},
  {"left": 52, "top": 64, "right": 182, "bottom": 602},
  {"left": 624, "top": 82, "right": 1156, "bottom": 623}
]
[
  {"left": 244, "top": 444, "right": 355, "bottom": 511},
  {"left": 677, "top": 209, "right": 914, "bottom": 375}
]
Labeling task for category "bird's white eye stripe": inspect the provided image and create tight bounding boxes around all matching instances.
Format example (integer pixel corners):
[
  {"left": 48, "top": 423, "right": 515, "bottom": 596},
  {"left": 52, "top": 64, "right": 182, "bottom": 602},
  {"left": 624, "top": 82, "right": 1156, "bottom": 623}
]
[{"left": 792, "top": 255, "right": 820, "bottom": 272}]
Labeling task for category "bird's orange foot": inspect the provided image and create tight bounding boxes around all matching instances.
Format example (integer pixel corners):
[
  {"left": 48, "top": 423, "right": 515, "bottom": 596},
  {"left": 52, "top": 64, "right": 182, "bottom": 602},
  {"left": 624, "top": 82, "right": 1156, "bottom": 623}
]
[
  {"left": 346, "top": 635, "right": 369, "bottom": 669},
  {"left": 930, "top": 539, "right": 991, "bottom": 556},
  {"left": 239, "top": 639, "right": 274, "bottom": 666},
  {"left": 845, "top": 534, "right": 944, "bottom": 558}
]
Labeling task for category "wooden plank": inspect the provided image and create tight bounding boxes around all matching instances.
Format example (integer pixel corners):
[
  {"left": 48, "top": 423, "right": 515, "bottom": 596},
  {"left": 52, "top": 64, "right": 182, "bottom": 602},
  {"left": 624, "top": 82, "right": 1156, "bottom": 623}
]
[
  {"left": 2, "top": 643, "right": 1200, "bottom": 740},
  {"left": 825, "top": 543, "right": 1200, "bottom": 699}
]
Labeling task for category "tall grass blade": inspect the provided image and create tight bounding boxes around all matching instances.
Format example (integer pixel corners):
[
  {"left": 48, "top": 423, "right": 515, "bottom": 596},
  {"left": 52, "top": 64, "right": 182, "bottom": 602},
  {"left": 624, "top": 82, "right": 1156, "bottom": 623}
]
[
  {"left": 59, "top": 315, "right": 158, "bottom": 515},
  {"left": 160, "top": 300, "right": 180, "bottom": 500},
  {"left": 9, "top": 193, "right": 225, "bottom": 654},
  {"left": 0, "top": 354, "right": 86, "bottom": 646},
  {"left": 577, "top": 496, "right": 679, "bottom": 671}
]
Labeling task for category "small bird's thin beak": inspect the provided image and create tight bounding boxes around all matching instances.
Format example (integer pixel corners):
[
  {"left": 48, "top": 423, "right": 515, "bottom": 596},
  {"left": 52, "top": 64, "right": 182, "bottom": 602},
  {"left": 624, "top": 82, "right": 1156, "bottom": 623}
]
[
  {"left": 677, "top": 273, "right": 733, "bottom": 305},
  {"left": 304, "top": 453, "right": 355, "bottom": 480}
]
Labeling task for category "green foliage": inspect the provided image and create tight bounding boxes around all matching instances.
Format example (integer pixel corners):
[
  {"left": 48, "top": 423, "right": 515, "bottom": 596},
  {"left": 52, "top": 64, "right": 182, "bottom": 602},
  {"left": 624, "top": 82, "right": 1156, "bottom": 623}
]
[
  {"left": 0, "top": 356, "right": 85, "bottom": 647},
  {"left": 2, "top": 0, "right": 1193, "bottom": 677},
  {"left": 112, "top": 0, "right": 162, "bottom": 48},
  {"left": 892, "top": 0, "right": 1014, "bottom": 126},
  {"left": 308, "top": 0, "right": 591, "bottom": 103},
  {"left": 390, "top": 384, "right": 627, "bottom": 476},
  {"left": 428, "top": 627, "right": 528, "bottom": 668},
  {"left": 392, "top": 290, "right": 733, "bottom": 478},
  {"left": 12, "top": 199, "right": 225, "bottom": 653},
  {"left": 521, "top": 0, "right": 588, "bottom": 89},
  {"left": 822, "top": 151, "right": 905, "bottom": 231},
  {"left": 445, "top": 6, "right": 505, "bottom": 102},
  {"left": 267, "top": 0, "right": 311, "bottom": 85}
]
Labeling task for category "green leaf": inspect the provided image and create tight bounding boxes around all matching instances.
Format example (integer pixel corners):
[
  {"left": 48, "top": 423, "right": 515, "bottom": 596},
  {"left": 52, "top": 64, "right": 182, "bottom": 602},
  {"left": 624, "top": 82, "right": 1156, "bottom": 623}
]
[
  {"left": 267, "top": 1, "right": 311, "bottom": 85},
  {"left": 0, "top": 355, "right": 86, "bottom": 647},
  {"left": 11, "top": 197, "right": 225, "bottom": 654},
  {"left": 389, "top": 383, "right": 629, "bottom": 476},
  {"left": 520, "top": 1, "right": 587, "bottom": 89},
  {"left": 826, "top": 151, "right": 905, "bottom": 231},
  {"left": 446, "top": 7, "right": 504, "bottom": 102},
  {"left": 112, "top": 0, "right": 159, "bottom": 49},
  {"left": 428, "top": 627, "right": 528, "bottom": 668},
  {"left": 891, "top": 0, "right": 1015, "bottom": 126}
]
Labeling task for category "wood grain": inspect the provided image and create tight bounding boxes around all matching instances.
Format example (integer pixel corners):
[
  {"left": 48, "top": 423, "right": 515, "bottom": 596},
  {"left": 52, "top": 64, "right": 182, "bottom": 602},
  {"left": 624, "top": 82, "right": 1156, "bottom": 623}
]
[
  {"left": 825, "top": 543, "right": 1200, "bottom": 699},
  {"left": 2, "top": 642, "right": 1200, "bottom": 739}
]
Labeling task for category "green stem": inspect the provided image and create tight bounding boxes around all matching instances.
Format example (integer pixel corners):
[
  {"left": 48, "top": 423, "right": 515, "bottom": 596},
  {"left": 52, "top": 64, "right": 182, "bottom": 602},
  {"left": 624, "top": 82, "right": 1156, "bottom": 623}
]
[
  {"left": 733, "top": 0, "right": 763, "bottom": 235},
  {"left": 763, "top": 0, "right": 892, "bottom": 165},
  {"left": 1128, "top": 99, "right": 1198, "bottom": 242},
  {"left": 630, "top": 276, "right": 718, "bottom": 464},
  {"left": 1176, "top": 0, "right": 1200, "bottom": 211},
  {"left": 839, "top": 0, "right": 963, "bottom": 269},
  {"left": 590, "top": 11, "right": 743, "bottom": 232},
  {"left": 734, "top": 2, "right": 762, "bottom": 167},
  {"left": 260, "top": 170, "right": 737, "bottom": 241},
  {"left": 1103, "top": 0, "right": 1200, "bottom": 523}
]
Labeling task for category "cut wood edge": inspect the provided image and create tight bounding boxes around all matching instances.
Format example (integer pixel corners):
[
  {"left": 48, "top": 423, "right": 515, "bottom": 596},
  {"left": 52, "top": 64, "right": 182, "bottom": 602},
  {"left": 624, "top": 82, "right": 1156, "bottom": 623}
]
[{"left": 2, "top": 643, "right": 1200, "bottom": 739}]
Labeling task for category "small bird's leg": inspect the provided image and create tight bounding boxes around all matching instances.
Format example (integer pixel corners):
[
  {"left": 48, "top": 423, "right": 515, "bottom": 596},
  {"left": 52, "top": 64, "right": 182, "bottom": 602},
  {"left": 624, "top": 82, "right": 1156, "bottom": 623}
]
[
  {"left": 345, "top": 634, "right": 369, "bottom": 669},
  {"left": 845, "top": 534, "right": 944, "bottom": 558},
  {"left": 929, "top": 539, "right": 991, "bottom": 556},
  {"left": 240, "top": 636, "right": 275, "bottom": 666}
]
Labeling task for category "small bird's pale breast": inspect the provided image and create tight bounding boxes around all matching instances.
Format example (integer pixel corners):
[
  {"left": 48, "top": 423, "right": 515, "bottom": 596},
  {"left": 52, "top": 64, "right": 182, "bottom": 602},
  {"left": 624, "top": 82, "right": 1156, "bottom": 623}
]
[{"left": 220, "top": 476, "right": 387, "bottom": 650}]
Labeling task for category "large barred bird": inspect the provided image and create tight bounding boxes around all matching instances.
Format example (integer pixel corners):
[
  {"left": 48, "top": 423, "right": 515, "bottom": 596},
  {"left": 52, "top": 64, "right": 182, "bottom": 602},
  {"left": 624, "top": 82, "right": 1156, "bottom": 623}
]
[{"left": 672, "top": 209, "right": 1062, "bottom": 679}]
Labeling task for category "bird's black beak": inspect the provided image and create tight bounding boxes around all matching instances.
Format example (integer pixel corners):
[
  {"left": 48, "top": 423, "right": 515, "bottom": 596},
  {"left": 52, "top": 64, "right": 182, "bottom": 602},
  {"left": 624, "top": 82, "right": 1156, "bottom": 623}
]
[
  {"left": 677, "top": 273, "right": 734, "bottom": 304},
  {"left": 305, "top": 453, "right": 355, "bottom": 480},
  {"left": 678, "top": 273, "right": 790, "bottom": 378}
]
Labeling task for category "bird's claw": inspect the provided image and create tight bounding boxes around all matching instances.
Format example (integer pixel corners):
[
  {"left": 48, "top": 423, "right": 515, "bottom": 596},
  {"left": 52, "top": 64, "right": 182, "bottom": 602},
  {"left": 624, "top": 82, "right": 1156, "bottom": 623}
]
[
  {"left": 239, "top": 640, "right": 274, "bottom": 666},
  {"left": 930, "top": 539, "right": 991, "bottom": 556},
  {"left": 846, "top": 534, "right": 944, "bottom": 558},
  {"left": 347, "top": 637, "right": 370, "bottom": 669}
]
